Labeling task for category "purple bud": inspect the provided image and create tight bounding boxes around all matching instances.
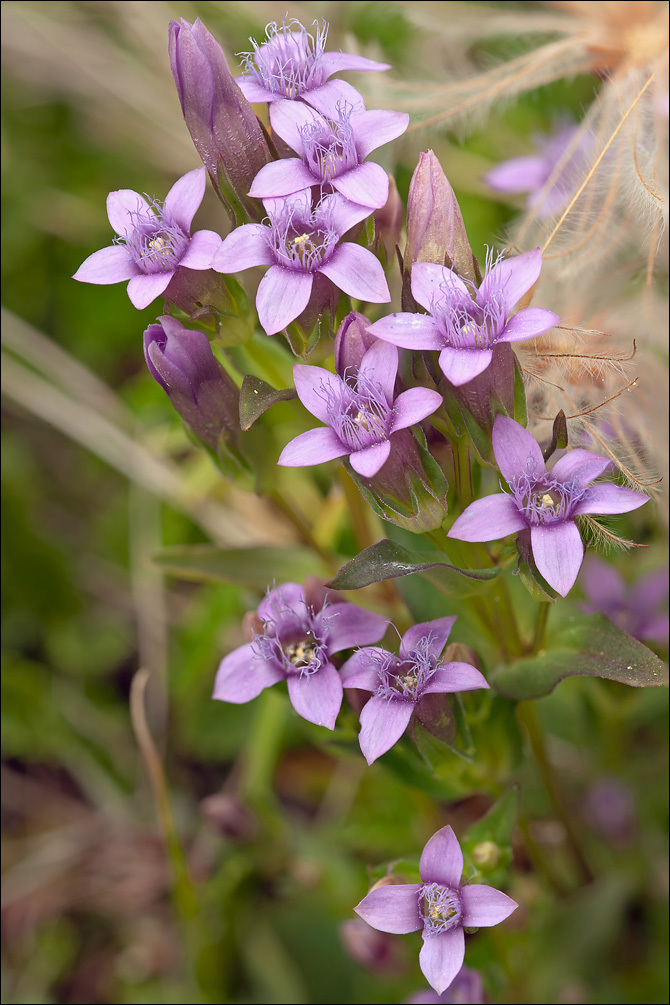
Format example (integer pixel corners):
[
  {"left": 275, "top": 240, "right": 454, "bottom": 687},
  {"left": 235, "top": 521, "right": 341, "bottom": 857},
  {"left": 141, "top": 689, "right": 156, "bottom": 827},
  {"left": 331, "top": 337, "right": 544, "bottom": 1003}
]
[
  {"left": 583, "top": 778, "right": 636, "bottom": 848},
  {"left": 363, "top": 428, "right": 449, "bottom": 534},
  {"left": 168, "top": 18, "right": 272, "bottom": 222},
  {"left": 143, "top": 315, "right": 239, "bottom": 449},
  {"left": 200, "top": 792, "right": 259, "bottom": 842},
  {"left": 339, "top": 918, "right": 404, "bottom": 974},
  {"left": 404, "top": 151, "right": 476, "bottom": 286},
  {"left": 374, "top": 175, "right": 404, "bottom": 255},
  {"left": 334, "top": 312, "right": 377, "bottom": 376}
]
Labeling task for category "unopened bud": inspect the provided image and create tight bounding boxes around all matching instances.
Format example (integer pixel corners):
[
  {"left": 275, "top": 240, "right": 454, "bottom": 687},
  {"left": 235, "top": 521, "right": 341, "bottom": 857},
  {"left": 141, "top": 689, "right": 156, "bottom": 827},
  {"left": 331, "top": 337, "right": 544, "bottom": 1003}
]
[
  {"left": 334, "top": 312, "right": 378, "bottom": 376},
  {"left": 340, "top": 918, "right": 403, "bottom": 974},
  {"left": 472, "top": 840, "right": 501, "bottom": 870},
  {"left": 373, "top": 175, "right": 403, "bottom": 255},
  {"left": 200, "top": 792, "right": 259, "bottom": 842}
]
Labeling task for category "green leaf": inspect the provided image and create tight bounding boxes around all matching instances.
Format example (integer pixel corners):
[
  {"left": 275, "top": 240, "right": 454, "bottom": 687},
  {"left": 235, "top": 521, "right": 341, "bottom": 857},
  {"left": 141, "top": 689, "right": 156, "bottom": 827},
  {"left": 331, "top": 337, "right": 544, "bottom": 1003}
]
[
  {"left": 327, "top": 538, "right": 500, "bottom": 597},
  {"left": 462, "top": 786, "right": 519, "bottom": 887},
  {"left": 153, "top": 544, "right": 330, "bottom": 588},
  {"left": 542, "top": 409, "right": 568, "bottom": 461},
  {"left": 466, "top": 786, "right": 520, "bottom": 847},
  {"left": 238, "top": 375, "right": 296, "bottom": 431},
  {"left": 491, "top": 612, "right": 669, "bottom": 700}
]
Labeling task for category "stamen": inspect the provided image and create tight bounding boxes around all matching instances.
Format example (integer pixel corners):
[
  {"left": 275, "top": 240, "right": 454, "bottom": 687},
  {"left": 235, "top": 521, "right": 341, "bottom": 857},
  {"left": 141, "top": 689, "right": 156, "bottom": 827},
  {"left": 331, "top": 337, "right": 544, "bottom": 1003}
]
[
  {"left": 300, "top": 102, "right": 359, "bottom": 182},
  {"left": 268, "top": 197, "right": 339, "bottom": 273},
  {"left": 420, "top": 883, "right": 463, "bottom": 935},
  {"left": 118, "top": 197, "right": 188, "bottom": 274},
  {"left": 239, "top": 17, "right": 329, "bottom": 98},
  {"left": 250, "top": 590, "right": 332, "bottom": 678},
  {"left": 370, "top": 633, "right": 441, "bottom": 702},
  {"left": 317, "top": 369, "right": 394, "bottom": 452},
  {"left": 509, "top": 472, "right": 588, "bottom": 525}
]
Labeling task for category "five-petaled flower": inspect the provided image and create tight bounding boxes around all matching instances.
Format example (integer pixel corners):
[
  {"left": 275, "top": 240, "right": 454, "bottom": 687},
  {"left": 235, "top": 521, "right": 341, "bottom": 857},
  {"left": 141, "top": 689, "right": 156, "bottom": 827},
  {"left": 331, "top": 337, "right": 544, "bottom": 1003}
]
[
  {"left": 236, "top": 17, "right": 390, "bottom": 115},
  {"left": 213, "top": 582, "right": 387, "bottom": 730},
  {"left": 249, "top": 99, "right": 409, "bottom": 210},
  {"left": 341, "top": 617, "right": 489, "bottom": 763},
  {"left": 448, "top": 415, "right": 649, "bottom": 597},
  {"left": 278, "top": 339, "right": 443, "bottom": 478},
  {"left": 73, "top": 166, "right": 222, "bottom": 309},
  {"left": 355, "top": 825, "right": 517, "bottom": 994},
  {"left": 212, "top": 192, "right": 390, "bottom": 335},
  {"left": 367, "top": 248, "right": 559, "bottom": 386}
]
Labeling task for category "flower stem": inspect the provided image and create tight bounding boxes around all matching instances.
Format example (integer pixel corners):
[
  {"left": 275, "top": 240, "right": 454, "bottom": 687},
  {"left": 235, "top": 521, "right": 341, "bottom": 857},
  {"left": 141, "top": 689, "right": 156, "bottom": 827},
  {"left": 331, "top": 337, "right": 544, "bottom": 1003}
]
[
  {"left": 452, "top": 435, "right": 474, "bottom": 508},
  {"left": 517, "top": 701, "right": 594, "bottom": 885},
  {"left": 532, "top": 602, "right": 551, "bottom": 654}
]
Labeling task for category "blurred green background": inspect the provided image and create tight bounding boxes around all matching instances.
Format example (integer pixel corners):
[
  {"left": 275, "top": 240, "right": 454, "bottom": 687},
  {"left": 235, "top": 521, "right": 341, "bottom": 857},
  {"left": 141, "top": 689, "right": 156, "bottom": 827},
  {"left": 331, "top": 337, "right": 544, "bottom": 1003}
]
[{"left": 2, "top": 3, "right": 668, "bottom": 1003}]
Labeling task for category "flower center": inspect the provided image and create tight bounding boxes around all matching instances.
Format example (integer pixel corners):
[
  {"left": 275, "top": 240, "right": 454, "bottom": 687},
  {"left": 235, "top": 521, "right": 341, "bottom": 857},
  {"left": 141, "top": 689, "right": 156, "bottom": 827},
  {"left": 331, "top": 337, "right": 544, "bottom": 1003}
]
[
  {"left": 268, "top": 197, "right": 339, "bottom": 273},
  {"left": 510, "top": 472, "right": 587, "bottom": 525},
  {"left": 371, "top": 634, "right": 442, "bottom": 703},
  {"left": 239, "top": 18, "right": 328, "bottom": 98},
  {"left": 284, "top": 636, "right": 319, "bottom": 668},
  {"left": 300, "top": 104, "right": 359, "bottom": 182},
  {"left": 120, "top": 199, "right": 188, "bottom": 274},
  {"left": 321, "top": 370, "right": 393, "bottom": 453},
  {"left": 420, "top": 883, "right": 463, "bottom": 935}
]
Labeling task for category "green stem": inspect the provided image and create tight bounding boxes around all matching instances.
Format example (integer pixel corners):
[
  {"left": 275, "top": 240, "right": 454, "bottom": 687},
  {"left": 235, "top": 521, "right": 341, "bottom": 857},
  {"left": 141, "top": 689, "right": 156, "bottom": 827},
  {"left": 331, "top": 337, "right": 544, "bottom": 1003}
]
[
  {"left": 452, "top": 435, "right": 474, "bottom": 509},
  {"left": 532, "top": 602, "right": 551, "bottom": 654},
  {"left": 517, "top": 701, "right": 594, "bottom": 886},
  {"left": 238, "top": 689, "right": 287, "bottom": 802}
]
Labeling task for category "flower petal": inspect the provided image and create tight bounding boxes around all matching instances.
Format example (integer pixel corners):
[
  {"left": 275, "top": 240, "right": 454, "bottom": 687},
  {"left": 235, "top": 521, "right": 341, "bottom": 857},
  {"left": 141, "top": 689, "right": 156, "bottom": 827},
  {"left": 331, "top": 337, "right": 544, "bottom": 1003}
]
[
  {"left": 302, "top": 78, "right": 366, "bottom": 117},
  {"left": 327, "top": 193, "right": 373, "bottom": 236},
  {"left": 278, "top": 426, "right": 349, "bottom": 467},
  {"left": 320, "top": 51, "right": 391, "bottom": 77},
  {"left": 293, "top": 364, "right": 346, "bottom": 424},
  {"left": 332, "top": 162, "right": 389, "bottom": 210},
  {"left": 438, "top": 348, "right": 493, "bottom": 386},
  {"left": 411, "top": 262, "right": 469, "bottom": 314},
  {"left": 213, "top": 643, "right": 284, "bottom": 703},
  {"left": 400, "top": 617, "right": 456, "bottom": 661},
  {"left": 484, "top": 155, "right": 547, "bottom": 194},
  {"left": 358, "top": 695, "right": 414, "bottom": 763},
  {"left": 498, "top": 307, "right": 559, "bottom": 342},
  {"left": 213, "top": 224, "right": 273, "bottom": 273},
  {"left": 267, "top": 99, "right": 314, "bottom": 155},
  {"left": 492, "top": 415, "right": 545, "bottom": 484},
  {"left": 355, "top": 884, "right": 423, "bottom": 934},
  {"left": 179, "top": 229, "right": 223, "bottom": 270},
  {"left": 319, "top": 243, "right": 390, "bottom": 303},
  {"left": 257, "top": 583, "right": 305, "bottom": 623},
  {"left": 353, "top": 109, "right": 409, "bottom": 160},
  {"left": 419, "top": 928, "right": 465, "bottom": 995},
  {"left": 106, "top": 189, "right": 150, "bottom": 237},
  {"left": 573, "top": 484, "right": 649, "bottom": 516},
  {"left": 317, "top": 603, "right": 388, "bottom": 653},
  {"left": 350, "top": 440, "right": 391, "bottom": 477},
  {"left": 421, "top": 662, "right": 489, "bottom": 695},
  {"left": 126, "top": 272, "right": 173, "bottom": 309},
  {"left": 163, "top": 166, "right": 206, "bottom": 233},
  {"left": 256, "top": 265, "right": 313, "bottom": 335},
  {"left": 341, "top": 647, "right": 388, "bottom": 690},
  {"left": 392, "top": 388, "right": 443, "bottom": 432},
  {"left": 367, "top": 313, "right": 445, "bottom": 350},
  {"left": 479, "top": 247, "right": 543, "bottom": 312},
  {"left": 460, "top": 885, "right": 518, "bottom": 927},
  {"left": 531, "top": 520, "right": 584, "bottom": 597},
  {"left": 73, "top": 245, "right": 139, "bottom": 284},
  {"left": 549, "top": 448, "right": 611, "bottom": 487},
  {"left": 448, "top": 494, "right": 526, "bottom": 542},
  {"left": 248, "top": 158, "right": 317, "bottom": 199},
  {"left": 358, "top": 339, "right": 399, "bottom": 403},
  {"left": 286, "top": 661, "right": 343, "bottom": 729},
  {"left": 235, "top": 76, "right": 274, "bottom": 103},
  {"left": 419, "top": 825, "right": 463, "bottom": 887}
]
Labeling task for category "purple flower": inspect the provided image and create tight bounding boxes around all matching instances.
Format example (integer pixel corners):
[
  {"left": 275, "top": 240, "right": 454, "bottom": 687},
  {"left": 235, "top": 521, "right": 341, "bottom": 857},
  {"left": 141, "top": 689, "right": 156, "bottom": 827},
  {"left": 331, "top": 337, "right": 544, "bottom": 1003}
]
[
  {"left": 212, "top": 192, "right": 390, "bottom": 335},
  {"left": 213, "top": 582, "right": 387, "bottom": 730},
  {"left": 143, "top": 316, "right": 238, "bottom": 450},
  {"left": 277, "top": 340, "right": 443, "bottom": 478},
  {"left": 448, "top": 416, "right": 649, "bottom": 597},
  {"left": 484, "top": 124, "right": 588, "bottom": 217},
  {"left": 248, "top": 100, "right": 408, "bottom": 210},
  {"left": 406, "top": 965, "right": 485, "bottom": 1004},
  {"left": 580, "top": 557, "right": 668, "bottom": 643},
  {"left": 341, "top": 617, "right": 489, "bottom": 764},
  {"left": 73, "top": 167, "right": 222, "bottom": 309},
  {"left": 354, "top": 825, "right": 517, "bottom": 994},
  {"left": 367, "top": 248, "right": 559, "bottom": 386},
  {"left": 236, "top": 17, "right": 390, "bottom": 115}
]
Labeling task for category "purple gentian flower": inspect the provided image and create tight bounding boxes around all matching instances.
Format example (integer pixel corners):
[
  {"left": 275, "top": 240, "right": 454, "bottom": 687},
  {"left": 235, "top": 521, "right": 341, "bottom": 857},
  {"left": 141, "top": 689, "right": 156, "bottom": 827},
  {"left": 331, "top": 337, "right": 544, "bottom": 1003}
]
[
  {"left": 406, "top": 965, "right": 485, "bottom": 1004},
  {"left": 236, "top": 17, "right": 390, "bottom": 116},
  {"left": 341, "top": 617, "right": 489, "bottom": 763},
  {"left": 366, "top": 248, "right": 559, "bottom": 386},
  {"left": 580, "top": 557, "right": 668, "bottom": 643},
  {"left": 212, "top": 192, "right": 390, "bottom": 335},
  {"left": 278, "top": 340, "right": 443, "bottom": 477},
  {"left": 249, "top": 100, "right": 408, "bottom": 210},
  {"left": 448, "top": 416, "right": 649, "bottom": 597},
  {"left": 213, "top": 582, "right": 387, "bottom": 730},
  {"left": 484, "top": 123, "right": 587, "bottom": 217},
  {"left": 355, "top": 825, "right": 517, "bottom": 994},
  {"left": 73, "top": 167, "right": 222, "bottom": 309}
]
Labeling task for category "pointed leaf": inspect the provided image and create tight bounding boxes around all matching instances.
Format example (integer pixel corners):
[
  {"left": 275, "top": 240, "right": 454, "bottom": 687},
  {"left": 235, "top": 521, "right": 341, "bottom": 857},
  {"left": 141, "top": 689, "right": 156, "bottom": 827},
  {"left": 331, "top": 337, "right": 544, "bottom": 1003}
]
[{"left": 239, "top": 375, "right": 297, "bottom": 430}]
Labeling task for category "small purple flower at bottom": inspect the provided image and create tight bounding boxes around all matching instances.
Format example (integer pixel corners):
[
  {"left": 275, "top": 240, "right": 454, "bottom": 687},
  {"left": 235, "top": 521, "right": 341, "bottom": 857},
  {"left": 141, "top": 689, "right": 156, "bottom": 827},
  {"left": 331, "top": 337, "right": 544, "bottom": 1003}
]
[
  {"left": 212, "top": 192, "right": 389, "bottom": 335},
  {"left": 341, "top": 617, "right": 488, "bottom": 763},
  {"left": 406, "top": 964, "right": 485, "bottom": 1004},
  {"left": 355, "top": 825, "right": 517, "bottom": 994},
  {"left": 278, "top": 340, "right": 442, "bottom": 478},
  {"left": 213, "top": 583, "right": 387, "bottom": 729},
  {"left": 580, "top": 557, "right": 668, "bottom": 644},
  {"left": 367, "top": 248, "right": 559, "bottom": 386},
  {"left": 448, "top": 416, "right": 649, "bottom": 597},
  {"left": 73, "top": 166, "right": 222, "bottom": 309}
]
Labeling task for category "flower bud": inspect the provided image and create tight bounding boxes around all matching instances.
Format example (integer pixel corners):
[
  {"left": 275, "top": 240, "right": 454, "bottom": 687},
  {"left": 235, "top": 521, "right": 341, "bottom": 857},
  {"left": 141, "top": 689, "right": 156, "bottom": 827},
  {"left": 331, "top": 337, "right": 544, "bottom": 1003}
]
[
  {"left": 339, "top": 918, "right": 404, "bottom": 974},
  {"left": 373, "top": 175, "right": 403, "bottom": 256},
  {"left": 334, "top": 312, "right": 378, "bottom": 376},
  {"left": 361, "top": 428, "right": 448, "bottom": 534},
  {"left": 200, "top": 792, "right": 259, "bottom": 842},
  {"left": 168, "top": 18, "right": 272, "bottom": 222},
  {"left": 143, "top": 315, "right": 239, "bottom": 450},
  {"left": 404, "top": 151, "right": 476, "bottom": 294}
]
